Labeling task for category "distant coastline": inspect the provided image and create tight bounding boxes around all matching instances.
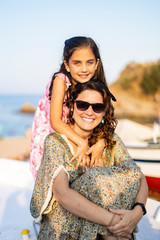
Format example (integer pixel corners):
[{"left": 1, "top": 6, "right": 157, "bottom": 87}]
[{"left": 0, "top": 94, "right": 40, "bottom": 137}]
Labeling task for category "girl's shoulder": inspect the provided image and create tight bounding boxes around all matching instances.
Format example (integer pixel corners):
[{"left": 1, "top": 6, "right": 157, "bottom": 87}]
[{"left": 55, "top": 73, "right": 71, "bottom": 87}]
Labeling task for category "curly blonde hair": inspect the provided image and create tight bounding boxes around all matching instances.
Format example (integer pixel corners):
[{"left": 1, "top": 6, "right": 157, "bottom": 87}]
[{"left": 65, "top": 80, "right": 117, "bottom": 149}]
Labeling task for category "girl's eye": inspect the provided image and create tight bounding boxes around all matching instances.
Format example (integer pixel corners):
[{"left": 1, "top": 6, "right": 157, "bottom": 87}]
[
  {"left": 73, "top": 61, "right": 80, "bottom": 65},
  {"left": 88, "top": 61, "right": 94, "bottom": 65}
]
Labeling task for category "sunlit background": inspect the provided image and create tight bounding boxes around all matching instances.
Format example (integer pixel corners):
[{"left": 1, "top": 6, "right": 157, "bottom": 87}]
[
  {"left": 0, "top": 2, "right": 160, "bottom": 238},
  {"left": 0, "top": 0, "right": 160, "bottom": 94}
]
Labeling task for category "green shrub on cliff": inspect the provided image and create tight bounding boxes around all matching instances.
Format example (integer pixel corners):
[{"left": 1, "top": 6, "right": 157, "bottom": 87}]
[
  {"left": 141, "top": 63, "right": 160, "bottom": 94},
  {"left": 120, "top": 74, "right": 137, "bottom": 90}
]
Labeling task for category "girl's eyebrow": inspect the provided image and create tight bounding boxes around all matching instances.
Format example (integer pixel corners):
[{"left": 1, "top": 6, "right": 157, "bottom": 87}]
[
  {"left": 87, "top": 59, "right": 95, "bottom": 62},
  {"left": 72, "top": 60, "right": 80, "bottom": 62},
  {"left": 72, "top": 58, "right": 95, "bottom": 62}
]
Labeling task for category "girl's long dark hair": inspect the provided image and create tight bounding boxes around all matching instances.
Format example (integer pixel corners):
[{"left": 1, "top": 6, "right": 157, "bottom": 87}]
[
  {"left": 49, "top": 36, "right": 108, "bottom": 100},
  {"left": 66, "top": 80, "right": 117, "bottom": 149}
]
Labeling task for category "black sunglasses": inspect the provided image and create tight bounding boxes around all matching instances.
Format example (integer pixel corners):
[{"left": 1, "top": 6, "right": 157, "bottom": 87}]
[{"left": 75, "top": 100, "right": 106, "bottom": 113}]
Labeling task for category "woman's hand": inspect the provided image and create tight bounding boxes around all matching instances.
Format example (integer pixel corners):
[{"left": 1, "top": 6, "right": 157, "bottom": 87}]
[
  {"left": 108, "top": 208, "right": 143, "bottom": 238},
  {"left": 86, "top": 139, "right": 105, "bottom": 167},
  {"left": 107, "top": 214, "right": 131, "bottom": 239}
]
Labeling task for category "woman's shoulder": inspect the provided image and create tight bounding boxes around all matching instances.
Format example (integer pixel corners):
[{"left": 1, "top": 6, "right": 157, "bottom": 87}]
[
  {"left": 45, "top": 132, "right": 72, "bottom": 152},
  {"left": 112, "top": 132, "right": 125, "bottom": 145},
  {"left": 44, "top": 133, "right": 73, "bottom": 161},
  {"left": 109, "top": 133, "right": 127, "bottom": 152},
  {"left": 45, "top": 132, "right": 64, "bottom": 144}
]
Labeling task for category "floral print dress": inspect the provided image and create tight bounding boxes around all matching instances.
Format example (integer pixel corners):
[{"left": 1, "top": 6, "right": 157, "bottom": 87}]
[
  {"left": 30, "top": 73, "right": 71, "bottom": 179},
  {"left": 30, "top": 132, "right": 141, "bottom": 240}
]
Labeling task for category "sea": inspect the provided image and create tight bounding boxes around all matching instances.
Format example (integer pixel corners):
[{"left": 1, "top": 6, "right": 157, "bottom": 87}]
[{"left": 0, "top": 94, "right": 41, "bottom": 137}]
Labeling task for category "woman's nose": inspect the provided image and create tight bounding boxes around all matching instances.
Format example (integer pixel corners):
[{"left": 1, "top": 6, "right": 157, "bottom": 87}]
[{"left": 85, "top": 105, "right": 94, "bottom": 115}]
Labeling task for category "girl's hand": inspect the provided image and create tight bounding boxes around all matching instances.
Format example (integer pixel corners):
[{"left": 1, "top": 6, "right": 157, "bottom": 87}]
[
  {"left": 86, "top": 139, "right": 105, "bottom": 167},
  {"left": 70, "top": 139, "right": 90, "bottom": 171},
  {"left": 108, "top": 208, "right": 142, "bottom": 238},
  {"left": 75, "top": 154, "right": 90, "bottom": 172}
]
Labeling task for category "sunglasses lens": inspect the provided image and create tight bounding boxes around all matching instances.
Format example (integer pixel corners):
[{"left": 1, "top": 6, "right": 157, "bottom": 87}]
[
  {"left": 93, "top": 103, "right": 106, "bottom": 113},
  {"left": 75, "top": 101, "right": 106, "bottom": 113},
  {"left": 76, "top": 101, "right": 89, "bottom": 111}
]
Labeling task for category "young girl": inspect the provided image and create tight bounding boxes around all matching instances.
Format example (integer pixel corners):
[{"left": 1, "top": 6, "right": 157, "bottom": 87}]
[{"left": 30, "top": 36, "right": 116, "bottom": 179}]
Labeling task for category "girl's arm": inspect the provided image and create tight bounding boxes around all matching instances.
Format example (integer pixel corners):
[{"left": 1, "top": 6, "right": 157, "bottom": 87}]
[
  {"left": 87, "top": 138, "right": 105, "bottom": 167},
  {"left": 52, "top": 169, "right": 121, "bottom": 228},
  {"left": 108, "top": 172, "right": 148, "bottom": 237},
  {"left": 50, "top": 77, "right": 89, "bottom": 155}
]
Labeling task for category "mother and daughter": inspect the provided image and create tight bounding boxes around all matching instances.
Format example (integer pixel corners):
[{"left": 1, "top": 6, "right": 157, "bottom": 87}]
[
  {"left": 30, "top": 36, "right": 148, "bottom": 239},
  {"left": 30, "top": 36, "right": 116, "bottom": 179}
]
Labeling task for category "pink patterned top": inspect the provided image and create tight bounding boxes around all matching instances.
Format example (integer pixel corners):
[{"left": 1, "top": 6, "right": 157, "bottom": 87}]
[{"left": 30, "top": 73, "right": 71, "bottom": 179}]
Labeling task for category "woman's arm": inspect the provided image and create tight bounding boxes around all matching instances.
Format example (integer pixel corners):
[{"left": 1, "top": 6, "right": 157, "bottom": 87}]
[
  {"left": 50, "top": 77, "right": 89, "bottom": 155},
  {"left": 108, "top": 172, "right": 148, "bottom": 237},
  {"left": 134, "top": 172, "right": 148, "bottom": 205},
  {"left": 107, "top": 134, "right": 148, "bottom": 236},
  {"left": 52, "top": 169, "right": 121, "bottom": 227}
]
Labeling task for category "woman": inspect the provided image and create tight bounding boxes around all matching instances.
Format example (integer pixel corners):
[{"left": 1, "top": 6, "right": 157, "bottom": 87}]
[{"left": 30, "top": 80, "right": 148, "bottom": 240}]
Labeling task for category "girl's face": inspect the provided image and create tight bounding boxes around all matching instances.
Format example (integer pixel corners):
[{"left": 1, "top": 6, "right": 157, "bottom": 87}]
[
  {"left": 72, "top": 89, "right": 105, "bottom": 138},
  {"left": 64, "top": 47, "right": 99, "bottom": 84}
]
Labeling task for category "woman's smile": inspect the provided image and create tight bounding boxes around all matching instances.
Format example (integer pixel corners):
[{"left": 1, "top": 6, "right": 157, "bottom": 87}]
[{"left": 81, "top": 117, "right": 94, "bottom": 122}]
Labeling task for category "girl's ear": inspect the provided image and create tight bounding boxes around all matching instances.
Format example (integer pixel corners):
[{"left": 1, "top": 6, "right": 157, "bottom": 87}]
[
  {"left": 64, "top": 60, "right": 70, "bottom": 72},
  {"left": 95, "top": 58, "right": 100, "bottom": 70}
]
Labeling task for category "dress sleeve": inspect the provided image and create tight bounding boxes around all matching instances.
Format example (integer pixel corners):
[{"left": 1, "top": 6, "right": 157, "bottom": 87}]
[
  {"left": 112, "top": 133, "right": 133, "bottom": 164},
  {"left": 30, "top": 134, "right": 69, "bottom": 222},
  {"left": 55, "top": 73, "right": 71, "bottom": 89}
]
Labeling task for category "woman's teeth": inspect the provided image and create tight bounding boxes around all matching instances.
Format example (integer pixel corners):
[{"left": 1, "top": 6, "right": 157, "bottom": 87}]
[{"left": 82, "top": 118, "right": 93, "bottom": 122}]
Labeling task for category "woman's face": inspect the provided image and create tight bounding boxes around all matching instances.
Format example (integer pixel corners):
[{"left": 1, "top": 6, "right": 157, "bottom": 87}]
[{"left": 72, "top": 89, "right": 105, "bottom": 138}]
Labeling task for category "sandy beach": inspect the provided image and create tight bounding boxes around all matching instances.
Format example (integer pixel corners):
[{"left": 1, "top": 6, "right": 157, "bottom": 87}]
[{"left": 0, "top": 128, "right": 31, "bottom": 160}]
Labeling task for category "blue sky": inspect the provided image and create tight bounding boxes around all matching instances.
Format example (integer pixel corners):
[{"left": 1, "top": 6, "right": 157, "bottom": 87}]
[{"left": 0, "top": 0, "right": 160, "bottom": 94}]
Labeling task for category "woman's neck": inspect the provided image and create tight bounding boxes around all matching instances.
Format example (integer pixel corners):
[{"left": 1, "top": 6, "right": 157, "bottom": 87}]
[
  {"left": 69, "top": 125, "right": 90, "bottom": 152},
  {"left": 72, "top": 125, "right": 90, "bottom": 140}
]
